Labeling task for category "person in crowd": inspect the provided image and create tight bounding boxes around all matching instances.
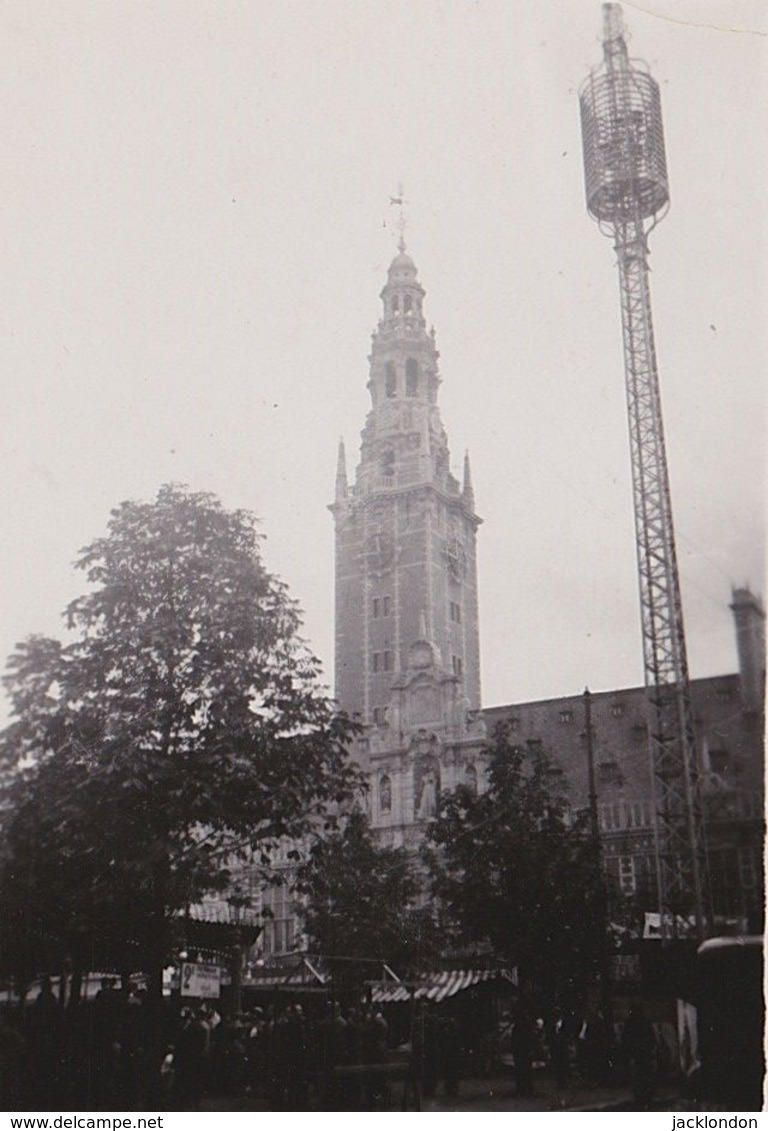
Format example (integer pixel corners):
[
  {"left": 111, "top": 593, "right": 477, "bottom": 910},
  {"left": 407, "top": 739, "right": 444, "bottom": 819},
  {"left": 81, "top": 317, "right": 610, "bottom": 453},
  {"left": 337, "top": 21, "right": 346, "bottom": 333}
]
[
  {"left": 0, "top": 1006, "right": 25, "bottom": 1108},
  {"left": 621, "top": 1003, "right": 657, "bottom": 1109},
  {"left": 159, "top": 1043, "right": 175, "bottom": 1108},
  {"left": 317, "top": 1001, "right": 351, "bottom": 1110},
  {"left": 511, "top": 1006, "right": 536, "bottom": 1098},
  {"left": 174, "top": 1005, "right": 211, "bottom": 1109},
  {"left": 89, "top": 978, "right": 122, "bottom": 1107},
  {"left": 548, "top": 1013, "right": 572, "bottom": 1091},
  {"left": 216, "top": 1015, "right": 249, "bottom": 1097},
  {"left": 412, "top": 1001, "right": 440, "bottom": 1099},
  {"left": 365, "top": 1007, "right": 389, "bottom": 1063},
  {"left": 283, "top": 1003, "right": 310, "bottom": 1110},
  {"left": 365, "top": 1005, "right": 391, "bottom": 1109},
  {"left": 440, "top": 1009, "right": 461, "bottom": 1098},
  {"left": 577, "top": 1008, "right": 612, "bottom": 1086},
  {"left": 25, "top": 977, "right": 64, "bottom": 1108},
  {"left": 268, "top": 1007, "right": 291, "bottom": 1109},
  {"left": 247, "top": 1008, "right": 268, "bottom": 1097},
  {"left": 117, "top": 982, "right": 145, "bottom": 1108}
]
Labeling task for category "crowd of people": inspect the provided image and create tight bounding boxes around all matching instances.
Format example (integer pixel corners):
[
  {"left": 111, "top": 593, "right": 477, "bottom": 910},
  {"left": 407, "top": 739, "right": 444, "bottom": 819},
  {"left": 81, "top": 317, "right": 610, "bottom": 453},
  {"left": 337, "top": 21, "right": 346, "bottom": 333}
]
[
  {"left": 0, "top": 977, "right": 664, "bottom": 1112},
  {"left": 170, "top": 998, "right": 402, "bottom": 1111},
  {"left": 503, "top": 1005, "right": 662, "bottom": 1105},
  {"left": 0, "top": 979, "right": 410, "bottom": 1111}
]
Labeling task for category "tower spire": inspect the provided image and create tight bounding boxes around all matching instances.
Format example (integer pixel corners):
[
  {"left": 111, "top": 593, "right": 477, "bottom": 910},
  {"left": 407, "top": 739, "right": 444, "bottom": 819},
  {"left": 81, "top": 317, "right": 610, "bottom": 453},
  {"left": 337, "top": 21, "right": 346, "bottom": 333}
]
[
  {"left": 462, "top": 450, "right": 475, "bottom": 510},
  {"left": 335, "top": 437, "right": 348, "bottom": 502}
]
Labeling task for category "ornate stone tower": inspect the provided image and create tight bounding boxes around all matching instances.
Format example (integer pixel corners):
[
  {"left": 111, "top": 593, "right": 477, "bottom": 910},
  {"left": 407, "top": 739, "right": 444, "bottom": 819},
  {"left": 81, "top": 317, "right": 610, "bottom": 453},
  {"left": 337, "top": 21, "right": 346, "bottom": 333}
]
[{"left": 330, "top": 241, "right": 486, "bottom": 846}]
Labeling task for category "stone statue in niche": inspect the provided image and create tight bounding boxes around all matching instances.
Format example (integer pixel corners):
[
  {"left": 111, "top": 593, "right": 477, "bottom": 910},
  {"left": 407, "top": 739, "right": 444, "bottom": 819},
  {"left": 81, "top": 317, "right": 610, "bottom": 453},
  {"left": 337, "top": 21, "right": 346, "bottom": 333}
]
[
  {"left": 417, "top": 771, "right": 436, "bottom": 818},
  {"left": 379, "top": 774, "right": 392, "bottom": 813},
  {"left": 414, "top": 757, "right": 440, "bottom": 820}
]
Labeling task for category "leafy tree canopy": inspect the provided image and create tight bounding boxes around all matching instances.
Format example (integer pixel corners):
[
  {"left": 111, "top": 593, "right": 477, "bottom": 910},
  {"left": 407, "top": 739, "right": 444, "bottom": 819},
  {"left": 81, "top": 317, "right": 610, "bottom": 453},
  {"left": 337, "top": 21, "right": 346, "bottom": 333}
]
[
  {"left": 296, "top": 808, "right": 438, "bottom": 983},
  {"left": 423, "top": 725, "right": 606, "bottom": 1011},
  {"left": 0, "top": 484, "right": 360, "bottom": 981}
]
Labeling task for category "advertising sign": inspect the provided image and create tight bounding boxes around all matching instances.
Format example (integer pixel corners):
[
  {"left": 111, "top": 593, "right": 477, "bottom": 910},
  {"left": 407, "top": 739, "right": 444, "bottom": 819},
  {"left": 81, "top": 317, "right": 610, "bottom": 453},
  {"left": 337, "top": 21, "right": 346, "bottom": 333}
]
[{"left": 180, "top": 961, "right": 221, "bottom": 999}]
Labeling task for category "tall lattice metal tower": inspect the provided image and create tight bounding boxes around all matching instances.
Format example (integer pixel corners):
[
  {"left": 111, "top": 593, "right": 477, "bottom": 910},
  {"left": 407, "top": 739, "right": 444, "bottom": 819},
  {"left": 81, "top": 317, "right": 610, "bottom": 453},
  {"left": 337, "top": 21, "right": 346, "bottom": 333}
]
[{"left": 579, "top": 3, "right": 708, "bottom": 940}]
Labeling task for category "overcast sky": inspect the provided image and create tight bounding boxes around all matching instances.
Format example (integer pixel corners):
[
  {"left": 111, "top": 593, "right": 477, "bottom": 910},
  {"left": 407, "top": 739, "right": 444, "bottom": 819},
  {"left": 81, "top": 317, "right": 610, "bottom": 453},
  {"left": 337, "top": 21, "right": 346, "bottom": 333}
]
[{"left": 0, "top": 0, "right": 765, "bottom": 716}]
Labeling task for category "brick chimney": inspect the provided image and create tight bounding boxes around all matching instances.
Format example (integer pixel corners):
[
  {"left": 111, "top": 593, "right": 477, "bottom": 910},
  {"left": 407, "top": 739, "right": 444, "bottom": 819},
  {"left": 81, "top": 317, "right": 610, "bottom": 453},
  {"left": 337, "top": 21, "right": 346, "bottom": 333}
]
[{"left": 730, "top": 586, "right": 766, "bottom": 711}]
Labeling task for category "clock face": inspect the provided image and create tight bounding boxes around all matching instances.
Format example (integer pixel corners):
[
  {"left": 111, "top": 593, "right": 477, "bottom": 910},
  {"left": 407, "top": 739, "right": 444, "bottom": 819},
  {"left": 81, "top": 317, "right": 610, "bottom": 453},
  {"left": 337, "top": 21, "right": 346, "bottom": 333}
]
[
  {"left": 445, "top": 536, "right": 467, "bottom": 581},
  {"left": 410, "top": 641, "right": 433, "bottom": 669},
  {"left": 365, "top": 531, "right": 394, "bottom": 572}
]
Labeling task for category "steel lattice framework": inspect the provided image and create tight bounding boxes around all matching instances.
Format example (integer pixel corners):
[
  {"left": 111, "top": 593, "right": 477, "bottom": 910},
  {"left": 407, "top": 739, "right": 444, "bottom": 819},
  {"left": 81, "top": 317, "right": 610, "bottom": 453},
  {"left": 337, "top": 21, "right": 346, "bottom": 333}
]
[{"left": 579, "top": 4, "right": 708, "bottom": 940}]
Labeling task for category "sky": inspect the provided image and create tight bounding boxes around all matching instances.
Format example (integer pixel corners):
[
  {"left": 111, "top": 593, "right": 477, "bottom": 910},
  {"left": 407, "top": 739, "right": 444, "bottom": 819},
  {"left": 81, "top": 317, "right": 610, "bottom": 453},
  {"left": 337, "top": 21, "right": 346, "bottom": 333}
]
[{"left": 0, "top": 0, "right": 765, "bottom": 716}]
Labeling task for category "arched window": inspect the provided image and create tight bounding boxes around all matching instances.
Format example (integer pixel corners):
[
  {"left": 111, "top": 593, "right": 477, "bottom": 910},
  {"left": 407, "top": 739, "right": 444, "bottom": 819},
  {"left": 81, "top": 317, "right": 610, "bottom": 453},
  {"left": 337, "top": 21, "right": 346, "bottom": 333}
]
[
  {"left": 406, "top": 358, "right": 419, "bottom": 397},
  {"left": 392, "top": 295, "right": 399, "bottom": 314},
  {"left": 381, "top": 447, "right": 395, "bottom": 478},
  {"left": 465, "top": 764, "right": 478, "bottom": 796},
  {"left": 380, "top": 775, "right": 392, "bottom": 813},
  {"left": 404, "top": 294, "right": 413, "bottom": 314},
  {"left": 385, "top": 361, "right": 396, "bottom": 398}
]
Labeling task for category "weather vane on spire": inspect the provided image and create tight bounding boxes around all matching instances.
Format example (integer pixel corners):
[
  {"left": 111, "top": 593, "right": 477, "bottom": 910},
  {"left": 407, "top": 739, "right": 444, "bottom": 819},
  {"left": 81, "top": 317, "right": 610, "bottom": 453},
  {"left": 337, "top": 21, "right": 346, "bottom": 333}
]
[{"left": 389, "top": 183, "right": 408, "bottom": 252}]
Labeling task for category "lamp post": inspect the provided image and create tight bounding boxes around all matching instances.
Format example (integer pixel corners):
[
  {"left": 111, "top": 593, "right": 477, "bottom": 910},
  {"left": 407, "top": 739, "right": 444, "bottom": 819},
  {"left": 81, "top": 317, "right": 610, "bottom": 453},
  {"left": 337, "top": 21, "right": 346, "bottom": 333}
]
[
  {"left": 228, "top": 883, "right": 249, "bottom": 1015},
  {"left": 584, "top": 688, "right": 614, "bottom": 1060}
]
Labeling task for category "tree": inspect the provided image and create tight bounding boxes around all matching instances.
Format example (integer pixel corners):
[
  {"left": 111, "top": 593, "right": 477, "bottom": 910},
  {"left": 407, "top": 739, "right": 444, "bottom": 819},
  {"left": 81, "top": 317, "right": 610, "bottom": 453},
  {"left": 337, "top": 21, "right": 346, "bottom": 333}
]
[
  {"left": 423, "top": 725, "right": 606, "bottom": 1012},
  {"left": 0, "top": 484, "right": 360, "bottom": 991},
  {"left": 296, "top": 807, "right": 438, "bottom": 986}
]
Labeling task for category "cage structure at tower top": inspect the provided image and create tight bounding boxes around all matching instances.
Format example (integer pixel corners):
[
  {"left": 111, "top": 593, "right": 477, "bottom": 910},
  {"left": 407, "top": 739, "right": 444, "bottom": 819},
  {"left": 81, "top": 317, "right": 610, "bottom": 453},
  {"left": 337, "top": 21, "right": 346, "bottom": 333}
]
[{"left": 579, "top": 11, "right": 669, "bottom": 228}]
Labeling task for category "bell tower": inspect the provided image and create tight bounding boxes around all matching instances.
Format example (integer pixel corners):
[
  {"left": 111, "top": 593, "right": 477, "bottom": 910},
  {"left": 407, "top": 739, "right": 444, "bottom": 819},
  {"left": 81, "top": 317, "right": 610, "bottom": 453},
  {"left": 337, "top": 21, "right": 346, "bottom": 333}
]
[{"left": 331, "top": 239, "right": 485, "bottom": 841}]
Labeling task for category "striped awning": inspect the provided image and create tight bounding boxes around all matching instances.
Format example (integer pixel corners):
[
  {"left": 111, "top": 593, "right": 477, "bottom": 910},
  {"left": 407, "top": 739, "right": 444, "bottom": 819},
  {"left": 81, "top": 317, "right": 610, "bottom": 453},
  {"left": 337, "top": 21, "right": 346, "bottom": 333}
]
[
  {"left": 243, "top": 956, "right": 328, "bottom": 990},
  {"left": 243, "top": 971, "right": 317, "bottom": 989},
  {"left": 182, "top": 901, "right": 262, "bottom": 926},
  {"left": 370, "top": 968, "right": 516, "bottom": 1004}
]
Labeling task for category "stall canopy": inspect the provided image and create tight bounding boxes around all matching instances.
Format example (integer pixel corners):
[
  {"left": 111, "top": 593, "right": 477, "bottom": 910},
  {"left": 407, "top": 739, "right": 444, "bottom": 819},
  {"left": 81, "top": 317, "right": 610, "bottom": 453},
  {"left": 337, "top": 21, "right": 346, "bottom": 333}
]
[
  {"left": 243, "top": 955, "right": 328, "bottom": 992},
  {"left": 176, "top": 899, "right": 263, "bottom": 952},
  {"left": 370, "top": 968, "right": 517, "bottom": 1004}
]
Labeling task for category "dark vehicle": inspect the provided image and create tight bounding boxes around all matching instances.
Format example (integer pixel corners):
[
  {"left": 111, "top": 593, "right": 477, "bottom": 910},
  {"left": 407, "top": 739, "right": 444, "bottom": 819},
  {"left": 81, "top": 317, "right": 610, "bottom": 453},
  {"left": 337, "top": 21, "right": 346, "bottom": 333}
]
[{"left": 690, "top": 936, "right": 764, "bottom": 1111}]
